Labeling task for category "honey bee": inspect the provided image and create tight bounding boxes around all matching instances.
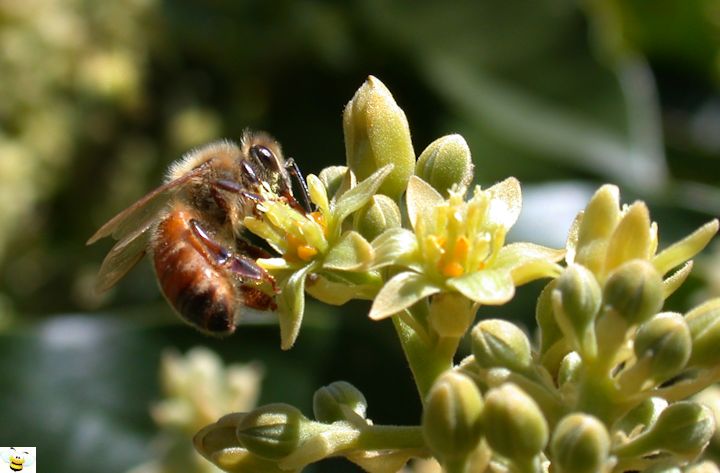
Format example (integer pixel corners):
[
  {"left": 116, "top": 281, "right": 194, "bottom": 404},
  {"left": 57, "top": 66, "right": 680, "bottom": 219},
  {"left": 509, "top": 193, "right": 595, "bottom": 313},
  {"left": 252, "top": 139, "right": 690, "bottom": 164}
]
[{"left": 88, "top": 131, "right": 309, "bottom": 336}]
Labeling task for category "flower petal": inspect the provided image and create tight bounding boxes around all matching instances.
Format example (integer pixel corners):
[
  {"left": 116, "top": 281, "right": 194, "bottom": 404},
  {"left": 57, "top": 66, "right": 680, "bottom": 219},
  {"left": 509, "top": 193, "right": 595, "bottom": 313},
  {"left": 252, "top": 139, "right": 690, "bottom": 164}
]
[
  {"left": 406, "top": 175, "right": 444, "bottom": 229},
  {"left": 604, "top": 202, "right": 652, "bottom": 273},
  {"left": 486, "top": 177, "right": 522, "bottom": 229},
  {"left": 307, "top": 174, "right": 330, "bottom": 217},
  {"left": 494, "top": 242, "right": 565, "bottom": 272},
  {"left": 369, "top": 271, "right": 441, "bottom": 320},
  {"left": 277, "top": 263, "right": 317, "bottom": 350},
  {"left": 447, "top": 269, "right": 515, "bottom": 305},
  {"left": 663, "top": 261, "right": 693, "bottom": 300},
  {"left": 333, "top": 165, "right": 394, "bottom": 232},
  {"left": 371, "top": 227, "right": 419, "bottom": 269},
  {"left": 323, "top": 231, "right": 374, "bottom": 271},
  {"left": 653, "top": 219, "right": 719, "bottom": 275}
]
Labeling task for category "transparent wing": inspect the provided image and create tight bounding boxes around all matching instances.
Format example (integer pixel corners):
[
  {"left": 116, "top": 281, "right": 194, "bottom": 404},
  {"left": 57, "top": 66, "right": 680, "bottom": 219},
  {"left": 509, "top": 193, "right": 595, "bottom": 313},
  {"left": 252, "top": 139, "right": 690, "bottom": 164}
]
[
  {"left": 95, "top": 225, "right": 153, "bottom": 292},
  {"left": 22, "top": 453, "right": 34, "bottom": 467},
  {"left": 0, "top": 449, "right": 10, "bottom": 463},
  {"left": 86, "top": 164, "right": 208, "bottom": 245}
]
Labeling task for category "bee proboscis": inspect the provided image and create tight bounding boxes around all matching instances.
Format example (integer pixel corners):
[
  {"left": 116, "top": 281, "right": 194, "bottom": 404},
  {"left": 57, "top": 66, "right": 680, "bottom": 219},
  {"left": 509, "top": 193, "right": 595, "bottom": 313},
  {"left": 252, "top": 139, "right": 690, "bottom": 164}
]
[{"left": 88, "top": 130, "right": 308, "bottom": 335}]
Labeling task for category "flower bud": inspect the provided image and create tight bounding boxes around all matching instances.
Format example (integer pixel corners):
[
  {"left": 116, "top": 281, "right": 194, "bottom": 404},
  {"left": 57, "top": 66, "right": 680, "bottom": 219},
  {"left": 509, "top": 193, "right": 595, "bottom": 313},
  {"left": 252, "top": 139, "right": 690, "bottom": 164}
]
[
  {"left": 428, "top": 292, "right": 476, "bottom": 338},
  {"left": 602, "top": 259, "right": 663, "bottom": 325},
  {"left": 422, "top": 371, "right": 484, "bottom": 464},
  {"left": 536, "top": 281, "right": 562, "bottom": 355},
  {"left": 634, "top": 312, "right": 691, "bottom": 383},
  {"left": 353, "top": 194, "right": 401, "bottom": 241},
  {"left": 415, "top": 134, "right": 474, "bottom": 197},
  {"left": 550, "top": 413, "right": 610, "bottom": 473},
  {"left": 616, "top": 401, "right": 715, "bottom": 459},
  {"left": 313, "top": 381, "right": 367, "bottom": 424},
  {"left": 685, "top": 298, "right": 720, "bottom": 368},
  {"left": 343, "top": 76, "right": 414, "bottom": 201},
  {"left": 558, "top": 351, "right": 582, "bottom": 388},
  {"left": 483, "top": 383, "right": 549, "bottom": 461},
  {"left": 471, "top": 319, "right": 532, "bottom": 374},
  {"left": 553, "top": 264, "right": 601, "bottom": 355},
  {"left": 236, "top": 403, "right": 310, "bottom": 460}
]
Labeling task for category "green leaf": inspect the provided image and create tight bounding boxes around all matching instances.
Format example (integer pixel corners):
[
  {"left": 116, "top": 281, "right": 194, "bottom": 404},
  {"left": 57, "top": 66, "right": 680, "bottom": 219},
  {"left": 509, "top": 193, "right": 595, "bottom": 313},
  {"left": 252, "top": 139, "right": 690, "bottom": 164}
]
[
  {"left": 369, "top": 271, "right": 441, "bottom": 320},
  {"left": 278, "top": 263, "right": 317, "bottom": 350},
  {"left": 447, "top": 269, "right": 514, "bottom": 305},
  {"left": 323, "top": 231, "right": 374, "bottom": 271},
  {"left": 406, "top": 175, "right": 444, "bottom": 229},
  {"left": 332, "top": 165, "right": 394, "bottom": 234}
]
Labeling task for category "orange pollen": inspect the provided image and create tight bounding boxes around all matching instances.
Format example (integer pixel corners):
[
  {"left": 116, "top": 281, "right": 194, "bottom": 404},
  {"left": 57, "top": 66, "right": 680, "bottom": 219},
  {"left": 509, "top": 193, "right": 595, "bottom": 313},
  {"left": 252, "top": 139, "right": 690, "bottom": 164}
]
[
  {"left": 310, "top": 211, "right": 327, "bottom": 234},
  {"left": 442, "top": 261, "right": 464, "bottom": 278},
  {"left": 297, "top": 245, "right": 318, "bottom": 261},
  {"left": 453, "top": 236, "right": 469, "bottom": 260}
]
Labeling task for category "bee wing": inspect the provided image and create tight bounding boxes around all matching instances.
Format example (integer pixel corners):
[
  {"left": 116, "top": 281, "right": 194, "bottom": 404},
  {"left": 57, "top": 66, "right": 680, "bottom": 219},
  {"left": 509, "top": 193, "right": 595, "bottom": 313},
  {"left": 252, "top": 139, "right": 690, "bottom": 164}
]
[
  {"left": 95, "top": 225, "right": 152, "bottom": 292},
  {"left": 87, "top": 164, "right": 208, "bottom": 245},
  {"left": 22, "top": 454, "right": 34, "bottom": 467},
  {"left": 0, "top": 449, "right": 9, "bottom": 462}
]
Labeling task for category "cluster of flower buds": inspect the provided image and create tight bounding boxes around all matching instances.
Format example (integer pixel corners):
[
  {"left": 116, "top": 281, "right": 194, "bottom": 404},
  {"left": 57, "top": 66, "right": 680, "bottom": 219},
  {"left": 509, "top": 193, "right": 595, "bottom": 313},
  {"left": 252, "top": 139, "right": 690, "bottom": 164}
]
[{"left": 194, "top": 77, "right": 720, "bottom": 473}]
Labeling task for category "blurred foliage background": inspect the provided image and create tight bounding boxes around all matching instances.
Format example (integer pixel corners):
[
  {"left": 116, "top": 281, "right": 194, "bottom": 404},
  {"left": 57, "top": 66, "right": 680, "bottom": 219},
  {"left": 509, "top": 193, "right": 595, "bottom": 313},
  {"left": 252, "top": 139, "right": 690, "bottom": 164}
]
[{"left": 1, "top": 0, "right": 720, "bottom": 471}]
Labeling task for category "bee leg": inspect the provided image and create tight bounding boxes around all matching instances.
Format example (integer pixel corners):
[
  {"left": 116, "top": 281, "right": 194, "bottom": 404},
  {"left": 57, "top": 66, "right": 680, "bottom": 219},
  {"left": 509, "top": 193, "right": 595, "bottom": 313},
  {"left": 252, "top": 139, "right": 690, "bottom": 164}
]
[
  {"left": 284, "top": 158, "right": 312, "bottom": 213},
  {"left": 235, "top": 237, "right": 273, "bottom": 259},
  {"left": 190, "top": 219, "right": 278, "bottom": 292}
]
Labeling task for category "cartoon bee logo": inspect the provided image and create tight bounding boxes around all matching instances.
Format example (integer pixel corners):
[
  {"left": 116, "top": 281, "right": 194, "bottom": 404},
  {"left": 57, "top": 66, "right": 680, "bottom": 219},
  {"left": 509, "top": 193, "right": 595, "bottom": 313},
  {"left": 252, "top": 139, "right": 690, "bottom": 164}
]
[{"left": 1, "top": 448, "right": 35, "bottom": 472}]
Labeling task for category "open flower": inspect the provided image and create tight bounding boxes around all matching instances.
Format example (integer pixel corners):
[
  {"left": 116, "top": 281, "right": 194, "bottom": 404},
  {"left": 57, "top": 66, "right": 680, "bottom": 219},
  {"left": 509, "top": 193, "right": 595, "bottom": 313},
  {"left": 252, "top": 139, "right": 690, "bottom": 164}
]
[
  {"left": 244, "top": 166, "right": 391, "bottom": 349},
  {"left": 369, "top": 176, "right": 564, "bottom": 320}
]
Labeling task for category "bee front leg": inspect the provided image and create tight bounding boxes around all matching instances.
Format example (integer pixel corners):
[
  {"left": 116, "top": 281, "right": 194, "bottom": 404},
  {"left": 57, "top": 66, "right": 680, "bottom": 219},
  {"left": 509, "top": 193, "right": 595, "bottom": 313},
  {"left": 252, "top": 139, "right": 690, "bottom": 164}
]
[{"left": 189, "top": 219, "right": 277, "bottom": 292}]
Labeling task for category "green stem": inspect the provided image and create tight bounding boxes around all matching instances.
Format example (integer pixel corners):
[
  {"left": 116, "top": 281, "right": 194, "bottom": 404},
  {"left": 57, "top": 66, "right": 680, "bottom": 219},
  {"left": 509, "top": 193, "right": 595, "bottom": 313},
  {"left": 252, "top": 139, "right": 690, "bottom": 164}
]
[
  {"left": 393, "top": 315, "right": 458, "bottom": 400},
  {"left": 357, "top": 424, "right": 426, "bottom": 451},
  {"left": 631, "top": 365, "right": 720, "bottom": 403}
]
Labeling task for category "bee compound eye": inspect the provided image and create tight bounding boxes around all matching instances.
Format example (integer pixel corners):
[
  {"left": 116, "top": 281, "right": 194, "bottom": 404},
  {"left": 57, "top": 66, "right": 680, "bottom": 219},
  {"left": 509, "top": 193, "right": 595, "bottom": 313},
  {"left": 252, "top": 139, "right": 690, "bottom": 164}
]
[{"left": 250, "top": 145, "right": 279, "bottom": 169}]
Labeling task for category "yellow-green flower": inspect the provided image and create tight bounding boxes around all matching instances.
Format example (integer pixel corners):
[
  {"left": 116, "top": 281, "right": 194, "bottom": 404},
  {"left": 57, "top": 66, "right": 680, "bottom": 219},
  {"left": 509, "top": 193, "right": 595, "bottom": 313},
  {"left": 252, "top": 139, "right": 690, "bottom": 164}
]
[
  {"left": 244, "top": 166, "right": 391, "bottom": 349},
  {"left": 369, "top": 176, "right": 564, "bottom": 320},
  {"left": 567, "top": 184, "right": 719, "bottom": 297}
]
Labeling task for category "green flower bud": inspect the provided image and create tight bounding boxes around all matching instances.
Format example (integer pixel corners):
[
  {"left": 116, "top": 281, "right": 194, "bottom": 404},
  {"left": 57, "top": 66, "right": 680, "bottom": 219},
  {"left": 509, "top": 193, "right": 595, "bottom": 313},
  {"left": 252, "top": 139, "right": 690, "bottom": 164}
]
[
  {"left": 313, "top": 381, "right": 367, "bottom": 424},
  {"left": 615, "top": 401, "right": 715, "bottom": 459},
  {"left": 536, "top": 281, "right": 562, "bottom": 355},
  {"left": 415, "top": 134, "right": 474, "bottom": 197},
  {"left": 614, "top": 397, "right": 667, "bottom": 436},
  {"left": 428, "top": 292, "right": 476, "bottom": 338},
  {"left": 483, "top": 383, "right": 549, "bottom": 461},
  {"left": 343, "top": 76, "right": 414, "bottom": 200},
  {"left": 685, "top": 298, "right": 720, "bottom": 368},
  {"left": 603, "top": 259, "right": 663, "bottom": 325},
  {"left": 553, "top": 264, "right": 601, "bottom": 356},
  {"left": 694, "top": 386, "right": 720, "bottom": 462},
  {"left": 643, "top": 465, "right": 681, "bottom": 473},
  {"left": 558, "top": 351, "right": 582, "bottom": 388},
  {"left": 471, "top": 319, "right": 532, "bottom": 374},
  {"left": 634, "top": 312, "right": 691, "bottom": 383},
  {"left": 353, "top": 194, "right": 401, "bottom": 241},
  {"left": 236, "top": 403, "right": 310, "bottom": 460},
  {"left": 422, "top": 371, "right": 484, "bottom": 464},
  {"left": 550, "top": 413, "right": 610, "bottom": 473}
]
